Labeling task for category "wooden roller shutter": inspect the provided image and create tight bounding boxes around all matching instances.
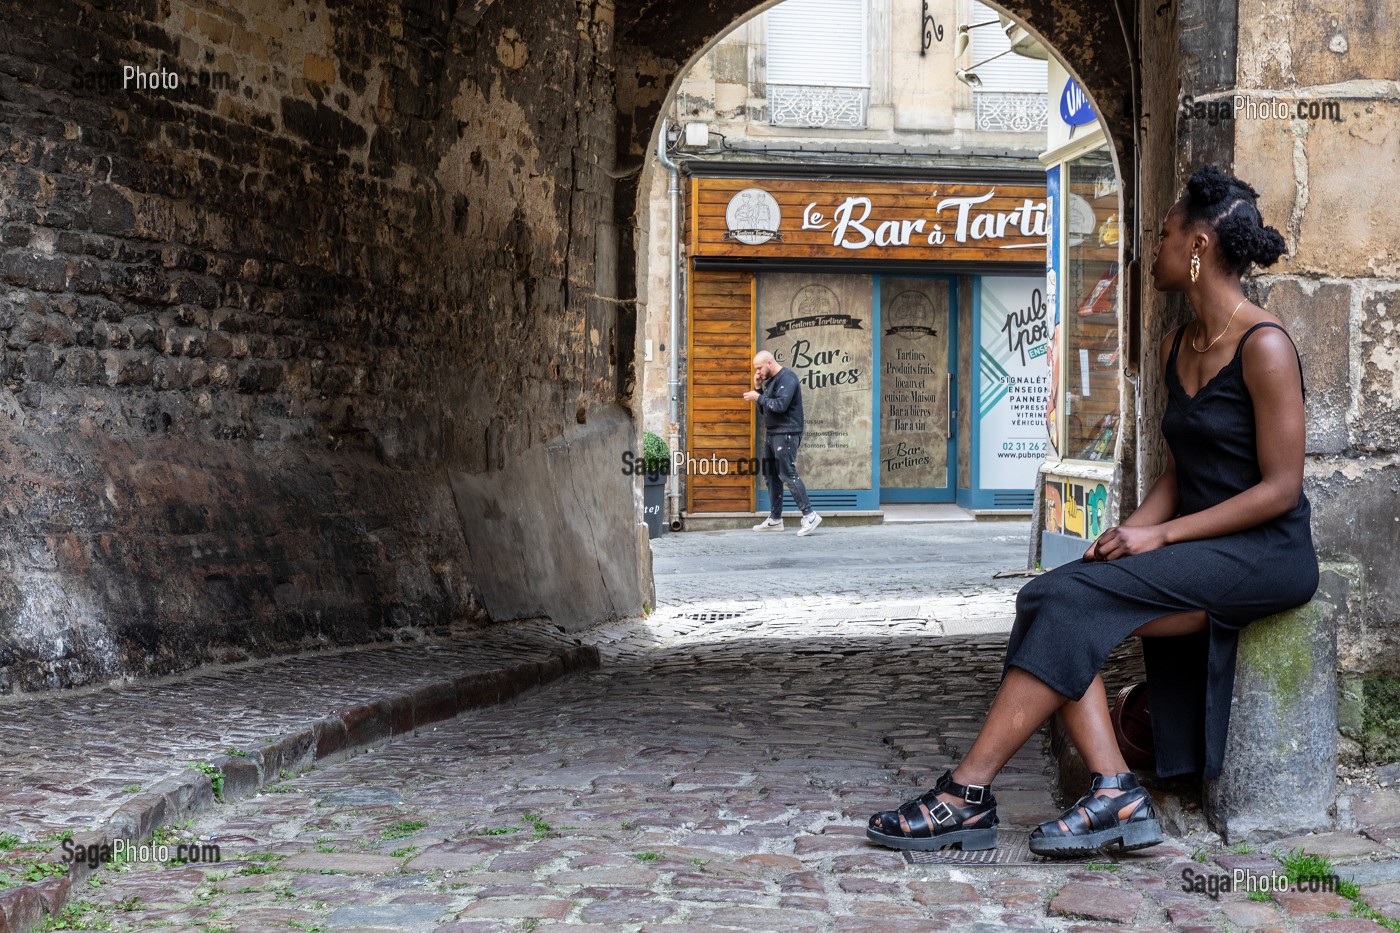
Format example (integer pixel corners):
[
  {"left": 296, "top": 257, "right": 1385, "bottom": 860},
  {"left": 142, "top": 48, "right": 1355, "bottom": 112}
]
[{"left": 686, "top": 270, "right": 756, "bottom": 514}]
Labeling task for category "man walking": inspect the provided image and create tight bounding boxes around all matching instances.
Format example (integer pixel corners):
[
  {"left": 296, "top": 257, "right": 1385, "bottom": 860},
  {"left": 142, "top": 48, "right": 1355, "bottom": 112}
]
[{"left": 743, "top": 351, "right": 822, "bottom": 536}]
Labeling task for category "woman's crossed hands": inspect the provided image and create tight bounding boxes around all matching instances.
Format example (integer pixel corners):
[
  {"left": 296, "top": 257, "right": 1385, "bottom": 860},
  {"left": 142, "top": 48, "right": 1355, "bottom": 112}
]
[{"left": 1083, "top": 524, "right": 1168, "bottom": 562}]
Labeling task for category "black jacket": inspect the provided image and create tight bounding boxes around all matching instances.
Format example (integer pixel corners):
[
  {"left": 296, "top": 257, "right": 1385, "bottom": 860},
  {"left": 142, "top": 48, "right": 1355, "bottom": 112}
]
[{"left": 757, "top": 366, "right": 804, "bottom": 434}]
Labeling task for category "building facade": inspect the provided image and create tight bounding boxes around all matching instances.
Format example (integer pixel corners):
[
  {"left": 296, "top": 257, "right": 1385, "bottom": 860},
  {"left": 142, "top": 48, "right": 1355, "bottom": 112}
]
[{"left": 642, "top": 0, "right": 1059, "bottom": 519}]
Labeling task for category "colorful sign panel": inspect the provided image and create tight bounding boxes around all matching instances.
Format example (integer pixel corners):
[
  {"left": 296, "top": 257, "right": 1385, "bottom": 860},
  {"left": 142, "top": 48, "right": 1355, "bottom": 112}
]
[
  {"left": 1044, "top": 164, "right": 1061, "bottom": 458},
  {"left": 1060, "top": 77, "right": 1096, "bottom": 126},
  {"left": 978, "top": 277, "right": 1051, "bottom": 490},
  {"left": 1044, "top": 475, "right": 1110, "bottom": 541}
]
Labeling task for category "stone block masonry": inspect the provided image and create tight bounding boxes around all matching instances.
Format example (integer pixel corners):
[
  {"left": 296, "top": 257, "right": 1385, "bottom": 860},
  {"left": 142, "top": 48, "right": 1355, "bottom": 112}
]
[
  {"left": 0, "top": 0, "right": 641, "bottom": 692},
  {"left": 1181, "top": 0, "right": 1400, "bottom": 766}
]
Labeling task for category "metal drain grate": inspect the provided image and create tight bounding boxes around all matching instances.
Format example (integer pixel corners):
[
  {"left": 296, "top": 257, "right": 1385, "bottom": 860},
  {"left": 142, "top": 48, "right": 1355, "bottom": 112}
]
[
  {"left": 680, "top": 610, "right": 750, "bottom": 622},
  {"left": 903, "top": 838, "right": 1170, "bottom": 867}
]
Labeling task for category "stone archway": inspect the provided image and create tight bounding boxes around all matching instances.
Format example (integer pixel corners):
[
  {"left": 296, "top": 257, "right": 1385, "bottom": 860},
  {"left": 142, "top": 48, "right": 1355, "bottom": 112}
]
[
  {"left": 617, "top": 0, "right": 1146, "bottom": 522},
  {"left": 18, "top": 0, "right": 1391, "bottom": 714},
  {"left": 612, "top": 0, "right": 1140, "bottom": 245},
  {"left": 0, "top": 0, "right": 1155, "bottom": 693}
]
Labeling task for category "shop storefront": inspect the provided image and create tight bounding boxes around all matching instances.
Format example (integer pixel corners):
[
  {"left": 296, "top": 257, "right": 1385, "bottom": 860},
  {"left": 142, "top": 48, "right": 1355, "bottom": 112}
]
[
  {"left": 1035, "top": 58, "right": 1124, "bottom": 567},
  {"left": 681, "top": 167, "right": 1051, "bottom": 517}
]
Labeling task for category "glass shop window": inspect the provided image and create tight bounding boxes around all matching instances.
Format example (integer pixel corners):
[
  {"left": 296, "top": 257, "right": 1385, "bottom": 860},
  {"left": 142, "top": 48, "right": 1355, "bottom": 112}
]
[{"left": 1060, "top": 147, "right": 1120, "bottom": 462}]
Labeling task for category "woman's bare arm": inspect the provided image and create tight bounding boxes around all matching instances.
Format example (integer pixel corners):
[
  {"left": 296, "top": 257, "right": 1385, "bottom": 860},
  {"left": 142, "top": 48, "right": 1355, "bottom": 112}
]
[
  {"left": 1120, "top": 448, "right": 1179, "bottom": 528},
  {"left": 1085, "top": 330, "right": 1180, "bottom": 558}
]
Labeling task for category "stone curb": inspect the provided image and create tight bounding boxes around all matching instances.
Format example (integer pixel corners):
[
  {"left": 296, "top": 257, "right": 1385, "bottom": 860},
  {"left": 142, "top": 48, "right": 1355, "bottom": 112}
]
[{"left": 0, "top": 644, "right": 600, "bottom": 933}]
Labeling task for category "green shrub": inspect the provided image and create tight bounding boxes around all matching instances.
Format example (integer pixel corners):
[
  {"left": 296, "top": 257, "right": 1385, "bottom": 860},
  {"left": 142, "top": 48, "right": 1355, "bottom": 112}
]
[{"left": 642, "top": 431, "right": 670, "bottom": 474}]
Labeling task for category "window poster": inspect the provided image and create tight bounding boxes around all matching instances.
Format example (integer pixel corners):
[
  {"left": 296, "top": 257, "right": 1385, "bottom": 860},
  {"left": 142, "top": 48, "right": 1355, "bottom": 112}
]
[
  {"left": 979, "top": 276, "right": 1051, "bottom": 490},
  {"left": 758, "top": 273, "right": 874, "bottom": 490},
  {"left": 878, "top": 278, "right": 950, "bottom": 489}
]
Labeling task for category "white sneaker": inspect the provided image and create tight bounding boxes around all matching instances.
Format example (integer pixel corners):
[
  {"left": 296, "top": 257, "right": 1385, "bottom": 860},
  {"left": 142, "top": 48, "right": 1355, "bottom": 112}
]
[
  {"left": 797, "top": 512, "right": 823, "bottom": 536},
  {"left": 753, "top": 517, "right": 784, "bottom": 531}
]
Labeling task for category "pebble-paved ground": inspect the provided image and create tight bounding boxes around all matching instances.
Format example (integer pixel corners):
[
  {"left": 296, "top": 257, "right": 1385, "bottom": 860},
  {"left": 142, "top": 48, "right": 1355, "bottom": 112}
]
[
  {"left": 0, "top": 631, "right": 593, "bottom": 846},
  {"left": 0, "top": 522, "right": 1031, "bottom": 853},
  {"left": 24, "top": 521, "right": 1400, "bottom": 931}
]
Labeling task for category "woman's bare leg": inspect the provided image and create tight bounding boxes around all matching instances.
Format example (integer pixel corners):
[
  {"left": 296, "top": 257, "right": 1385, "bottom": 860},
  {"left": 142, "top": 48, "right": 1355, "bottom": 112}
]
[
  {"left": 925, "top": 668, "right": 1064, "bottom": 821},
  {"left": 1052, "top": 674, "right": 1131, "bottom": 828},
  {"left": 1059, "top": 674, "right": 1130, "bottom": 777},
  {"left": 952, "top": 668, "right": 1064, "bottom": 786},
  {"left": 1050, "top": 610, "right": 1210, "bottom": 826},
  {"left": 1133, "top": 610, "right": 1208, "bottom": 638},
  {"left": 1058, "top": 611, "right": 1208, "bottom": 774},
  {"left": 934, "top": 609, "right": 1209, "bottom": 820}
]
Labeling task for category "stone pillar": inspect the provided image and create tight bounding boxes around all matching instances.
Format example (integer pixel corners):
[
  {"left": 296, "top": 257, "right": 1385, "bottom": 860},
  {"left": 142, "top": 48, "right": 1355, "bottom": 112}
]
[{"left": 1205, "top": 561, "right": 1356, "bottom": 843}]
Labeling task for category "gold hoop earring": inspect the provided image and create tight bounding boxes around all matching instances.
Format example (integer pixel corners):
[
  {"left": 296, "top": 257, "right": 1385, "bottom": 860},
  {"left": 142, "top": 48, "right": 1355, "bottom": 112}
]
[{"left": 1189, "top": 254, "right": 1200, "bottom": 283}]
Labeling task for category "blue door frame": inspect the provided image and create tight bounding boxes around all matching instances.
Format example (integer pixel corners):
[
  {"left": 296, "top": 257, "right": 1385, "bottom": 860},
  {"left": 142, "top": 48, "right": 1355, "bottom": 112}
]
[{"left": 756, "top": 274, "right": 958, "bottom": 513}]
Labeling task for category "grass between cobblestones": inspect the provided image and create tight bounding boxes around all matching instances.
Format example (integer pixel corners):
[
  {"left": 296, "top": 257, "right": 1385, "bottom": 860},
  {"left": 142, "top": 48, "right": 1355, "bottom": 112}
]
[
  {"left": 0, "top": 830, "right": 87, "bottom": 895},
  {"left": 1241, "top": 844, "right": 1400, "bottom": 931},
  {"left": 188, "top": 760, "right": 224, "bottom": 801},
  {"left": 379, "top": 819, "right": 428, "bottom": 839}
]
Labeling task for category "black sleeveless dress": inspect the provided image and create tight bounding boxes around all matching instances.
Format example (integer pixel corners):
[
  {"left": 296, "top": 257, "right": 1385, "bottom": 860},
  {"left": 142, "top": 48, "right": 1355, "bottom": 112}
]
[{"left": 1003, "top": 321, "right": 1319, "bottom": 779}]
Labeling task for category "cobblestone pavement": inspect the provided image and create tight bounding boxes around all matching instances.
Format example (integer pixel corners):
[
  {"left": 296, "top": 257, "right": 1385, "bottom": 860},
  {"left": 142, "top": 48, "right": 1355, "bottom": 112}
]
[
  {"left": 0, "top": 627, "right": 592, "bottom": 847},
  {"left": 650, "top": 521, "right": 1034, "bottom": 611},
  {"left": 14, "top": 522, "right": 1400, "bottom": 931}
]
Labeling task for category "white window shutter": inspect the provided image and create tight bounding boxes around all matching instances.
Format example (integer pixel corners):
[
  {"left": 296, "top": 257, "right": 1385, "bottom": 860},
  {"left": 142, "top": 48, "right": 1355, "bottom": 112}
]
[
  {"left": 968, "top": 1, "right": 1047, "bottom": 94},
  {"left": 765, "top": 0, "right": 869, "bottom": 87}
]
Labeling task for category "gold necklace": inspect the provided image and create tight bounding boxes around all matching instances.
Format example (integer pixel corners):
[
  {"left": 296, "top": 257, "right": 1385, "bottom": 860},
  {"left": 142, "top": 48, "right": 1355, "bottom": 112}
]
[{"left": 1191, "top": 297, "right": 1248, "bottom": 353}]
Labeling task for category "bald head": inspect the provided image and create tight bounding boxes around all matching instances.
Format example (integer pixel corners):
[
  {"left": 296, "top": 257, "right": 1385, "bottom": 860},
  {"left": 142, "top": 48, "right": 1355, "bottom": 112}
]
[{"left": 752, "top": 350, "right": 780, "bottom": 381}]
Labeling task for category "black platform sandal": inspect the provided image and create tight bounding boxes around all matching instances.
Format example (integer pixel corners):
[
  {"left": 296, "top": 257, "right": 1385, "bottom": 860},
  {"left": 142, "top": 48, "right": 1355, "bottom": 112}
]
[
  {"left": 866, "top": 769, "right": 999, "bottom": 851},
  {"left": 1028, "top": 771, "right": 1163, "bottom": 857}
]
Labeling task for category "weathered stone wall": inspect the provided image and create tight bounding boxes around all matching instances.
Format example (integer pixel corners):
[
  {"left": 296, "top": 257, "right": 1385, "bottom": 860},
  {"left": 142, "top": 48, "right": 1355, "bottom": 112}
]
[
  {"left": 0, "top": 0, "right": 641, "bottom": 693},
  {"left": 1233, "top": 3, "right": 1400, "bottom": 707},
  {"left": 1139, "top": 0, "right": 1400, "bottom": 760},
  {"left": 1135, "top": 0, "right": 1187, "bottom": 508}
]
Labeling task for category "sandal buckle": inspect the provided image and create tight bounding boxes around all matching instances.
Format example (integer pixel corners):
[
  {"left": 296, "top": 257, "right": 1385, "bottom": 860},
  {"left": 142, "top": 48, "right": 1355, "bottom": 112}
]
[
  {"left": 963, "top": 783, "right": 987, "bottom": 805},
  {"left": 929, "top": 801, "right": 955, "bottom": 825}
]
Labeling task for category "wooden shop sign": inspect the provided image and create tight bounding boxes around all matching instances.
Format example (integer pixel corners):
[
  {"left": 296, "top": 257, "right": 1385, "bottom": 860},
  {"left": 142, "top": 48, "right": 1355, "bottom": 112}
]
[{"left": 690, "top": 176, "right": 1047, "bottom": 263}]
